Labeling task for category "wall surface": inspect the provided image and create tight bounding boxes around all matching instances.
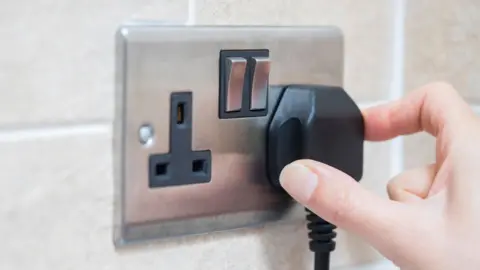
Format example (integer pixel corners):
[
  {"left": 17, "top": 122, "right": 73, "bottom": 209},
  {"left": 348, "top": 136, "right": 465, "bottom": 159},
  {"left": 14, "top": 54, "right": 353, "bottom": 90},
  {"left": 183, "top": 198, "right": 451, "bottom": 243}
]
[
  {"left": 403, "top": 0, "right": 480, "bottom": 169},
  {"left": 1, "top": 0, "right": 479, "bottom": 269}
]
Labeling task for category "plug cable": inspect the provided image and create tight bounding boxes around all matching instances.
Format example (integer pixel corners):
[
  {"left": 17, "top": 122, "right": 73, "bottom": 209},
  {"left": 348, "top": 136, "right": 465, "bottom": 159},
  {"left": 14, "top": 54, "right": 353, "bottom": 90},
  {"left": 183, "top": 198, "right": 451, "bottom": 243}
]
[{"left": 306, "top": 209, "right": 335, "bottom": 270}]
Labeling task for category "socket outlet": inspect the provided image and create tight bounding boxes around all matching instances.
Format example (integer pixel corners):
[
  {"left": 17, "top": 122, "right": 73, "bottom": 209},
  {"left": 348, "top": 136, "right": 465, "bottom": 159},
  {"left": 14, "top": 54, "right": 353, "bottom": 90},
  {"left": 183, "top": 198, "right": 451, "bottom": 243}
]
[
  {"left": 148, "top": 92, "right": 212, "bottom": 188},
  {"left": 113, "top": 24, "right": 344, "bottom": 246}
]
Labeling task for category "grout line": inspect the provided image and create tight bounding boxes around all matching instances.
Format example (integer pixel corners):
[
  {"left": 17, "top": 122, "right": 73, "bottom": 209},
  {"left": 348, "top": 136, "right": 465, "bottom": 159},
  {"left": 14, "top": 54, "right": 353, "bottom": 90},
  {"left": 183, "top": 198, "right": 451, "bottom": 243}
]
[
  {"left": 0, "top": 122, "right": 110, "bottom": 142},
  {"left": 473, "top": 105, "right": 480, "bottom": 115},
  {"left": 186, "top": 0, "right": 196, "bottom": 25},
  {"left": 390, "top": 0, "right": 406, "bottom": 101},
  {"left": 389, "top": 0, "right": 406, "bottom": 177},
  {"left": 0, "top": 120, "right": 110, "bottom": 132}
]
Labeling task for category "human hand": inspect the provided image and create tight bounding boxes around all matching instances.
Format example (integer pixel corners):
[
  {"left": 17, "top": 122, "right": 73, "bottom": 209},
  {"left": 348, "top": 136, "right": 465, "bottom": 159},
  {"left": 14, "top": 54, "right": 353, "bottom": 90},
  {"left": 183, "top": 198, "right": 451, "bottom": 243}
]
[{"left": 279, "top": 82, "right": 480, "bottom": 270}]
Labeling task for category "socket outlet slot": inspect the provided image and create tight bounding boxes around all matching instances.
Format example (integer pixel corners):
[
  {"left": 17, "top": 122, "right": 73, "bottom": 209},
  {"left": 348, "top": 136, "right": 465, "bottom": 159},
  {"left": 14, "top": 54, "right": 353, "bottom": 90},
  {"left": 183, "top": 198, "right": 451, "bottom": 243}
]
[{"left": 148, "top": 92, "right": 211, "bottom": 188}]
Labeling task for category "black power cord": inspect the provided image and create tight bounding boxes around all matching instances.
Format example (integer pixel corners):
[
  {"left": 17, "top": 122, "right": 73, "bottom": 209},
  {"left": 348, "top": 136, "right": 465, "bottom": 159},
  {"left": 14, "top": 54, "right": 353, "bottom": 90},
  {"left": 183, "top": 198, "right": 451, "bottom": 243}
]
[
  {"left": 267, "top": 85, "right": 364, "bottom": 270},
  {"left": 307, "top": 209, "right": 336, "bottom": 270}
]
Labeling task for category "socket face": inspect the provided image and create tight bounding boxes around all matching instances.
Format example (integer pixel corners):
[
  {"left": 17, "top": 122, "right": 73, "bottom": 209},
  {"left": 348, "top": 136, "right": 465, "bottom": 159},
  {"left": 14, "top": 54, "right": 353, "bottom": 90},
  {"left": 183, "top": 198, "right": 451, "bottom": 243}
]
[{"left": 113, "top": 24, "right": 343, "bottom": 246}]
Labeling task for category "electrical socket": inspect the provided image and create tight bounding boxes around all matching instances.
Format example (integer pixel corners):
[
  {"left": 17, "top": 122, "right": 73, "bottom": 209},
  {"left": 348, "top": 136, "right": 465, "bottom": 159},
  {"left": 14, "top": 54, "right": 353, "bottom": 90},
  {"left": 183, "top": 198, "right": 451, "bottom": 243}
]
[
  {"left": 148, "top": 92, "right": 212, "bottom": 188},
  {"left": 113, "top": 24, "right": 344, "bottom": 246}
]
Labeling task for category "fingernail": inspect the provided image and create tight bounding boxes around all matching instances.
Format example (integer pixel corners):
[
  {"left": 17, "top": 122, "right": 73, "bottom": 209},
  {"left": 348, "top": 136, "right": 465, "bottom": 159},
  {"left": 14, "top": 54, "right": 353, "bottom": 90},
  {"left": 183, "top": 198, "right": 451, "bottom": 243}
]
[{"left": 279, "top": 163, "right": 318, "bottom": 203}]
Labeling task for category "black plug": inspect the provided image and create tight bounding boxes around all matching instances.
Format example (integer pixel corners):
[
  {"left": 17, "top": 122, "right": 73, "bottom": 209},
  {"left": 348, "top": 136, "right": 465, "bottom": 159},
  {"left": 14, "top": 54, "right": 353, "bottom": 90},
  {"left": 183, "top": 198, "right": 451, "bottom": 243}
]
[{"left": 266, "top": 85, "right": 364, "bottom": 270}]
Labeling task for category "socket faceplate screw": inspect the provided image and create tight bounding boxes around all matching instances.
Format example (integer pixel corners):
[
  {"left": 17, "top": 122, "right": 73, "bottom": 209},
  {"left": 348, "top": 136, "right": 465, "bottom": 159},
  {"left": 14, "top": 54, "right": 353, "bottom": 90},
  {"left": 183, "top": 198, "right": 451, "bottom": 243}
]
[{"left": 138, "top": 124, "right": 154, "bottom": 146}]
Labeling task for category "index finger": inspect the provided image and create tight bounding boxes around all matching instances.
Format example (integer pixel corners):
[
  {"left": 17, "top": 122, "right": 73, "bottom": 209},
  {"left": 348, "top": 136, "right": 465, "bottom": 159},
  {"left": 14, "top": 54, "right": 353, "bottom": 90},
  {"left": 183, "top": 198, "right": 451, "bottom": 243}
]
[{"left": 362, "top": 82, "right": 475, "bottom": 141}]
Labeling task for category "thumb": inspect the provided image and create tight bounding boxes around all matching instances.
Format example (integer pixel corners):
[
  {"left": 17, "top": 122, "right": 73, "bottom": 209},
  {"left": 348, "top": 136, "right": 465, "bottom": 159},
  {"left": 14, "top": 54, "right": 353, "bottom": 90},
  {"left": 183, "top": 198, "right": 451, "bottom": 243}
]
[{"left": 279, "top": 159, "right": 413, "bottom": 253}]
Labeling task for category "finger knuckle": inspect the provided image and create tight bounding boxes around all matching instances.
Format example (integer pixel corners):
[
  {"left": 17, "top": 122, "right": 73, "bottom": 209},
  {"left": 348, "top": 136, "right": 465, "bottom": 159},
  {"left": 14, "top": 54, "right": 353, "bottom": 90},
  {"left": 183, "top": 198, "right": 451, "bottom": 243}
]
[{"left": 423, "top": 81, "right": 457, "bottom": 96}]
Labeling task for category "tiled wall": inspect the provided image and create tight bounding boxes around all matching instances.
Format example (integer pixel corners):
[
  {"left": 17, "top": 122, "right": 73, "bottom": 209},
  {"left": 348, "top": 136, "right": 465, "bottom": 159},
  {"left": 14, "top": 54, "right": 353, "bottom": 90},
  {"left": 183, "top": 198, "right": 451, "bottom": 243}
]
[
  {"left": 1, "top": 0, "right": 478, "bottom": 269},
  {"left": 403, "top": 0, "right": 480, "bottom": 169}
]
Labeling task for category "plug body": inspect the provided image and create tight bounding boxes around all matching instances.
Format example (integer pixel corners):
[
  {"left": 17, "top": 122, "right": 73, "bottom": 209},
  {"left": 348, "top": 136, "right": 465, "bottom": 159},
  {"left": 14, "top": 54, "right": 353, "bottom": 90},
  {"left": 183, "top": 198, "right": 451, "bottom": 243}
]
[
  {"left": 267, "top": 84, "right": 364, "bottom": 188},
  {"left": 266, "top": 84, "right": 365, "bottom": 266}
]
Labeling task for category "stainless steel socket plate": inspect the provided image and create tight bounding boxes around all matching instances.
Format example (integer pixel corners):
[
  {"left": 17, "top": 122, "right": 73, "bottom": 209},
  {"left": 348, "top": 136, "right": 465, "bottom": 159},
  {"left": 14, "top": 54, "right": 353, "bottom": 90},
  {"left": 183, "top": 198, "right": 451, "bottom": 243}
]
[{"left": 113, "top": 23, "right": 344, "bottom": 246}]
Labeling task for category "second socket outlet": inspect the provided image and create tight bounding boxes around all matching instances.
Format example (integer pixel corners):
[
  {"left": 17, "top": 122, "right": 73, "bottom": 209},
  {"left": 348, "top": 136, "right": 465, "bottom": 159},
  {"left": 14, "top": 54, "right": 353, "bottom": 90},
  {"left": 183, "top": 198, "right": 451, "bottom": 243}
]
[{"left": 148, "top": 92, "right": 212, "bottom": 188}]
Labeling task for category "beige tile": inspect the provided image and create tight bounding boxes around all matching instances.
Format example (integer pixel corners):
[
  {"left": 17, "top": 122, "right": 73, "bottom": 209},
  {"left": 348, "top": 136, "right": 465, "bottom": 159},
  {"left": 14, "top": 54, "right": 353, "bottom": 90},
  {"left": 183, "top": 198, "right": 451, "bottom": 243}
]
[
  {"left": 196, "top": 0, "right": 395, "bottom": 102},
  {"left": 405, "top": 0, "right": 480, "bottom": 102},
  {"left": 0, "top": 130, "right": 390, "bottom": 269},
  {"left": 0, "top": 0, "right": 188, "bottom": 127},
  {"left": 0, "top": 131, "right": 113, "bottom": 269},
  {"left": 403, "top": 132, "right": 436, "bottom": 170}
]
